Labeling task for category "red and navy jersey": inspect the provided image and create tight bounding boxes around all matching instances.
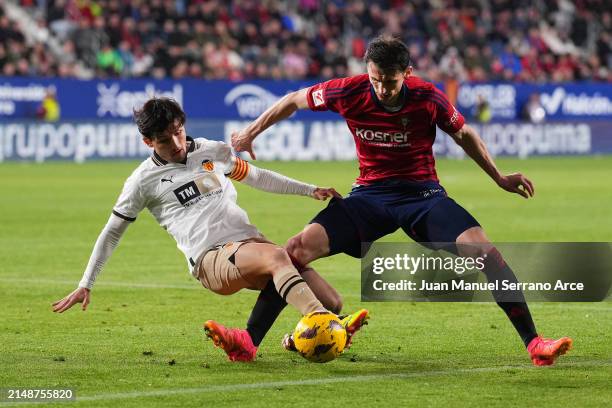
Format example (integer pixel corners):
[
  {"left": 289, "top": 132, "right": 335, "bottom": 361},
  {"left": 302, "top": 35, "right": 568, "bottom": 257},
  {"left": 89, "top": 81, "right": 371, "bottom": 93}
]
[{"left": 306, "top": 74, "right": 465, "bottom": 184}]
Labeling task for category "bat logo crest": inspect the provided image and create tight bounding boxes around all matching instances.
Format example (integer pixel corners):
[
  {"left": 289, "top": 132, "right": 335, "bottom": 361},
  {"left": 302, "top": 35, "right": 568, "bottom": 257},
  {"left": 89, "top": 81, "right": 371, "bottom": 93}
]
[{"left": 202, "top": 160, "right": 215, "bottom": 172}]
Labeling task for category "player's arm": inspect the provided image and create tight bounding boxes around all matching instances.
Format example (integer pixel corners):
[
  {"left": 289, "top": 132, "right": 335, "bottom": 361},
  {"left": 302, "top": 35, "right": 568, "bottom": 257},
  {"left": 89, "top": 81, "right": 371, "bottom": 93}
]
[
  {"left": 449, "top": 124, "right": 535, "bottom": 198},
  {"left": 231, "top": 88, "right": 310, "bottom": 159},
  {"left": 53, "top": 171, "right": 144, "bottom": 314},
  {"left": 226, "top": 156, "right": 340, "bottom": 201},
  {"left": 52, "top": 214, "right": 131, "bottom": 313}
]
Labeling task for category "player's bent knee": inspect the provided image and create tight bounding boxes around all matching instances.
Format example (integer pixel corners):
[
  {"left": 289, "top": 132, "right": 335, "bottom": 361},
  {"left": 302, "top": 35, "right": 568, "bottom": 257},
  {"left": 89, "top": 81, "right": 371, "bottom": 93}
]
[
  {"left": 285, "top": 233, "right": 311, "bottom": 266},
  {"left": 265, "top": 245, "right": 293, "bottom": 270},
  {"left": 456, "top": 227, "right": 493, "bottom": 258},
  {"left": 286, "top": 225, "right": 329, "bottom": 265}
]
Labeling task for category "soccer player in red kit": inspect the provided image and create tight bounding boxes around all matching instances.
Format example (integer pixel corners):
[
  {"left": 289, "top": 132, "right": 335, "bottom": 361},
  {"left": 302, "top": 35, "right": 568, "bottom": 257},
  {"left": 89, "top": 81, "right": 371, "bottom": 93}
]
[{"left": 232, "top": 36, "right": 572, "bottom": 366}]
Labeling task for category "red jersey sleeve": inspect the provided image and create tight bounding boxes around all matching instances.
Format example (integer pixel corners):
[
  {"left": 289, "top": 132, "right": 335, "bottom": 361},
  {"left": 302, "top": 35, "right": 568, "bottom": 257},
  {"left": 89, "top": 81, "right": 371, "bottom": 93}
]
[
  {"left": 306, "top": 75, "right": 370, "bottom": 114},
  {"left": 306, "top": 78, "right": 344, "bottom": 113},
  {"left": 431, "top": 86, "right": 465, "bottom": 134}
]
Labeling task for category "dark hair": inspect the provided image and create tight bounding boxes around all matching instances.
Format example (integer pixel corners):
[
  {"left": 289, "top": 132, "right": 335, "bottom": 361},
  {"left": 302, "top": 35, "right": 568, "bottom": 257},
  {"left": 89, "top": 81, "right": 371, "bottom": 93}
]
[
  {"left": 133, "top": 97, "right": 186, "bottom": 139},
  {"left": 364, "top": 36, "right": 412, "bottom": 73}
]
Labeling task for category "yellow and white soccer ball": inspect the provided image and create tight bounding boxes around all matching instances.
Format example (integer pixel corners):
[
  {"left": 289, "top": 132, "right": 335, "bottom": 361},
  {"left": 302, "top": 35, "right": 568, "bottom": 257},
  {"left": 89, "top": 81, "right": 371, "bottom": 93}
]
[{"left": 293, "top": 311, "right": 347, "bottom": 363}]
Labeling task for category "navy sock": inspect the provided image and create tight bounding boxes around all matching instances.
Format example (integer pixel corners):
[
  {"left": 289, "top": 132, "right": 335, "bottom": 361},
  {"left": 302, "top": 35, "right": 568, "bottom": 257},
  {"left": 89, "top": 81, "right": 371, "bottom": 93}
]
[
  {"left": 483, "top": 248, "right": 538, "bottom": 347},
  {"left": 246, "top": 279, "right": 287, "bottom": 347}
]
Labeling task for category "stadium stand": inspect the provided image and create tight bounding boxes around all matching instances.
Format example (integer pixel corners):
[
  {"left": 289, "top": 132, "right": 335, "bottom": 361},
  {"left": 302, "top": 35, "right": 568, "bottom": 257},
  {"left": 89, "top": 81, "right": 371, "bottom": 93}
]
[{"left": 1, "top": 0, "right": 610, "bottom": 82}]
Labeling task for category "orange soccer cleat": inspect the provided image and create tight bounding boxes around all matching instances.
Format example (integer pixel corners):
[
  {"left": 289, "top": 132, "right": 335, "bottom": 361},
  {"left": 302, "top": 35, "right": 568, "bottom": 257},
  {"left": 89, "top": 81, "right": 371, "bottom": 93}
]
[
  {"left": 203, "top": 320, "right": 257, "bottom": 362},
  {"left": 528, "top": 336, "right": 573, "bottom": 366}
]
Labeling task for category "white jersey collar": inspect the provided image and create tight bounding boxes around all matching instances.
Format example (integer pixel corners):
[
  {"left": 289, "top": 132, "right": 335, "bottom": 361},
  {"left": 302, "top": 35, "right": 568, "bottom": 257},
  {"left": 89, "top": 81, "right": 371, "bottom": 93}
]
[{"left": 151, "top": 136, "right": 196, "bottom": 166}]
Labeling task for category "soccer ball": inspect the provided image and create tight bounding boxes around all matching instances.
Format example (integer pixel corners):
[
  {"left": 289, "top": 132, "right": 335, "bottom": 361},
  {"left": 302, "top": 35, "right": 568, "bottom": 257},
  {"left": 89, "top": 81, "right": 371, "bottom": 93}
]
[{"left": 293, "top": 311, "right": 347, "bottom": 363}]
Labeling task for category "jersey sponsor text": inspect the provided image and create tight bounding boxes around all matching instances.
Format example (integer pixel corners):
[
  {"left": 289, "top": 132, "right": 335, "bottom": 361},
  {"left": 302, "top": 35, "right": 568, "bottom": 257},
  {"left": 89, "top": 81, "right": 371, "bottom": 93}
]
[{"left": 355, "top": 127, "right": 412, "bottom": 146}]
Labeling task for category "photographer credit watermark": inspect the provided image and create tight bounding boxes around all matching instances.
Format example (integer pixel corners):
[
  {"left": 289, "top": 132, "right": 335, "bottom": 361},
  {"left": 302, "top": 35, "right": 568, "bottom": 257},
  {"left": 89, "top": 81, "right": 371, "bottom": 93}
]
[{"left": 361, "top": 243, "right": 612, "bottom": 302}]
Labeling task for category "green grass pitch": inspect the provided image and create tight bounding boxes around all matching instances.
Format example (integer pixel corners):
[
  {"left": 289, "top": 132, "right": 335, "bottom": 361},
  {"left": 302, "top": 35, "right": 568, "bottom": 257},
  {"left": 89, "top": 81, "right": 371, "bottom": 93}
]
[{"left": 1, "top": 157, "right": 611, "bottom": 407}]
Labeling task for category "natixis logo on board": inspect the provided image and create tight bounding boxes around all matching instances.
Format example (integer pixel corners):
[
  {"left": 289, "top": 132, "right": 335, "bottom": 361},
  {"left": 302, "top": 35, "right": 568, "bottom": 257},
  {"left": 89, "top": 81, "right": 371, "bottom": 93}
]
[
  {"left": 224, "top": 84, "right": 281, "bottom": 118},
  {"left": 540, "top": 88, "right": 612, "bottom": 116},
  {"left": 96, "top": 83, "right": 183, "bottom": 117}
]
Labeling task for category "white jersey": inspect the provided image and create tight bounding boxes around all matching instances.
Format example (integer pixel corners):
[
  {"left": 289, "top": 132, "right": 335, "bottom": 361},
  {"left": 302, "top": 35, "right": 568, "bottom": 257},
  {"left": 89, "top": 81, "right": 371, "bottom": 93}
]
[{"left": 113, "top": 137, "right": 260, "bottom": 276}]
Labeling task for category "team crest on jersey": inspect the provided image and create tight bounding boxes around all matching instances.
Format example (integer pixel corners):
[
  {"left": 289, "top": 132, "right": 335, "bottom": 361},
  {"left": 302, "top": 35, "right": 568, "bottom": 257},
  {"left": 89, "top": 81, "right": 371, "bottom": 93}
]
[
  {"left": 401, "top": 117, "right": 410, "bottom": 129},
  {"left": 201, "top": 160, "right": 214, "bottom": 172},
  {"left": 313, "top": 89, "right": 325, "bottom": 107}
]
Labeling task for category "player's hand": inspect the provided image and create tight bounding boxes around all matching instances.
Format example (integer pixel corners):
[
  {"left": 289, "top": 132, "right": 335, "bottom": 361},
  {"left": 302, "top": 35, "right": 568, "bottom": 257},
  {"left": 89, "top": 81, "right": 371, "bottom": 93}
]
[
  {"left": 52, "top": 287, "right": 91, "bottom": 313},
  {"left": 497, "top": 173, "right": 535, "bottom": 199},
  {"left": 312, "top": 187, "right": 342, "bottom": 201},
  {"left": 231, "top": 129, "right": 257, "bottom": 160}
]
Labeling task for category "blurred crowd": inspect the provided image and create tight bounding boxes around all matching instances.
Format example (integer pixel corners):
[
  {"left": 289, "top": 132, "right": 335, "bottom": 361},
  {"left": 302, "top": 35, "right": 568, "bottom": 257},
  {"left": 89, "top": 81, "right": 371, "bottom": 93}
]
[{"left": 1, "top": 0, "right": 610, "bottom": 82}]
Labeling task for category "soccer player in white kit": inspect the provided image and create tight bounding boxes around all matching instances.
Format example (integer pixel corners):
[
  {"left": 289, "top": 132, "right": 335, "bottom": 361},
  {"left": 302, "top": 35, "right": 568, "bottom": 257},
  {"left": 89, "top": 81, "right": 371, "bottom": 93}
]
[{"left": 52, "top": 98, "right": 368, "bottom": 361}]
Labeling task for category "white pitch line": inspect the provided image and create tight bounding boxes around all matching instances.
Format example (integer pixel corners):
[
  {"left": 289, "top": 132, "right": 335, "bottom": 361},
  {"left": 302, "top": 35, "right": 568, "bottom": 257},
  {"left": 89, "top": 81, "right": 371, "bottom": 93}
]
[
  {"left": 0, "top": 277, "right": 200, "bottom": 290},
  {"left": 0, "top": 360, "right": 609, "bottom": 406}
]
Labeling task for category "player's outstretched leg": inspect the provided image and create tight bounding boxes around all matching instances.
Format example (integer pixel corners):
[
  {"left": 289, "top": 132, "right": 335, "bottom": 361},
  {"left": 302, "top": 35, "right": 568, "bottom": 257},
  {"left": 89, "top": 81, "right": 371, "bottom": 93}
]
[
  {"left": 456, "top": 227, "right": 573, "bottom": 366},
  {"left": 203, "top": 320, "right": 258, "bottom": 362},
  {"left": 202, "top": 242, "right": 338, "bottom": 361},
  {"left": 244, "top": 263, "right": 344, "bottom": 350},
  {"left": 282, "top": 308, "right": 370, "bottom": 352},
  {"left": 481, "top": 247, "right": 573, "bottom": 366},
  {"left": 234, "top": 242, "right": 327, "bottom": 316}
]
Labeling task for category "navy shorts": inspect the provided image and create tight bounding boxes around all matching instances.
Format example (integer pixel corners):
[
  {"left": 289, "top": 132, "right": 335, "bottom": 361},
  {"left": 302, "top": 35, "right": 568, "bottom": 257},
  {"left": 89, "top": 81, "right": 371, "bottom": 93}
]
[{"left": 310, "top": 180, "right": 480, "bottom": 258}]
